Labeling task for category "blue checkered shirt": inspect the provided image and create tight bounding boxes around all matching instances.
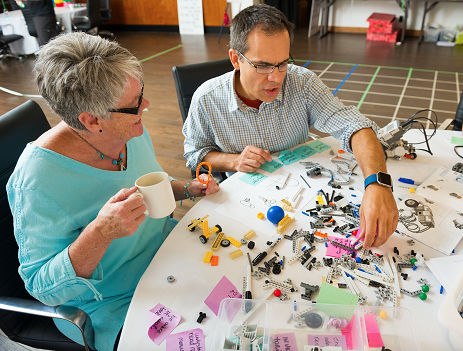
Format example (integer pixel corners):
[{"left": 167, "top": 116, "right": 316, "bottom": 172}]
[{"left": 183, "top": 65, "right": 377, "bottom": 170}]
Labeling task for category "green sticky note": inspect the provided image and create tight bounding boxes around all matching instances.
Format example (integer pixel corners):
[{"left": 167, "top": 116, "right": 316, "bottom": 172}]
[
  {"left": 239, "top": 172, "right": 268, "bottom": 186},
  {"left": 293, "top": 145, "right": 316, "bottom": 160},
  {"left": 260, "top": 160, "right": 284, "bottom": 173},
  {"left": 279, "top": 150, "right": 300, "bottom": 165},
  {"left": 316, "top": 282, "right": 359, "bottom": 320},
  {"left": 308, "top": 140, "right": 331, "bottom": 153},
  {"left": 451, "top": 136, "right": 463, "bottom": 146}
]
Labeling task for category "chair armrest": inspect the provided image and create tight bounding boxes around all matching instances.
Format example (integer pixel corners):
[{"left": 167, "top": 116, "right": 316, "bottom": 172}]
[
  {"left": 438, "top": 118, "right": 454, "bottom": 130},
  {"left": 0, "top": 296, "right": 94, "bottom": 351}
]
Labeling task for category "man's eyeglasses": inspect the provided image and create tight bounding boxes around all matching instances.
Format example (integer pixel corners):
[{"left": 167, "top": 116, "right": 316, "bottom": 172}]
[
  {"left": 109, "top": 80, "right": 144, "bottom": 115},
  {"left": 236, "top": 50, "right": 294, "bottom": 74}
]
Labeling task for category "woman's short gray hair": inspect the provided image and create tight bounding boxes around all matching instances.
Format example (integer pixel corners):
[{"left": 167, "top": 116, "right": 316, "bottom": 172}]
[
  {"left": 230, "top": 4, "right": 294, "bottom": 55},
  {"left": 33, "top": 32, "right": 142, "bottom": 130}
]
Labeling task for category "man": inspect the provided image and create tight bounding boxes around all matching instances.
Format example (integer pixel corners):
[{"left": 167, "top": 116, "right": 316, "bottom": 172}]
[
  {"left": 183, "top": 4, "right": 398, "bottom": 249},
  {"left": 16, "top": 0, "right": 56, "bottom": 46}
]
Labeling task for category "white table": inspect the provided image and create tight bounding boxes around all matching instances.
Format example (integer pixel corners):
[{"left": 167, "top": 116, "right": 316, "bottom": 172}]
[
  {"left": 118, "top": 129, "right": 463, "bottom": 351},
  {"left": 0, "top": 6, "right": 86, "bottom": 55}
]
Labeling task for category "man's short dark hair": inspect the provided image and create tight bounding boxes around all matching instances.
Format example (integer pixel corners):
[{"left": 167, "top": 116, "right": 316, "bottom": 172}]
[{"left": 230, "top": 4, "right": 295, "bottom": 55}]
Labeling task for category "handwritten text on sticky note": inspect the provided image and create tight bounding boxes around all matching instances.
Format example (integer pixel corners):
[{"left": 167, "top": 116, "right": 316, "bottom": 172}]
[
  {"left": 148, "top": 304, "right": 181, "bottom": 345},
  {"left": 166, "top": 328, "right": 205, "bottom": 351}
]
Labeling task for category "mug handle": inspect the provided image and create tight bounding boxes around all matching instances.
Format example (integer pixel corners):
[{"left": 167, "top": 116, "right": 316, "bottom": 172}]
[{"left": 128, "top": 192, "right": 149, "bottom": 216}]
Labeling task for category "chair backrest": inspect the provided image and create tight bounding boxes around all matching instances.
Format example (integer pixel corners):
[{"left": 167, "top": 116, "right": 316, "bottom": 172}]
[
  {"left": 172, "top": 58, "right": 234, "bottom": 123},
  {"left": 454, "top": 90, "right": 463, "bottom": 131},
  {"left": 100, "top": 0, "right": 112, "bottom": 21},
  {"left": 0, "top": 100, "right": 51, "bottom": 335}
]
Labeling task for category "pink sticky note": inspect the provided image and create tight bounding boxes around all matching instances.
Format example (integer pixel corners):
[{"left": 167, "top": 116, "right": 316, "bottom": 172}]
[
  {"left": 307, "top": 334, "right": 347, "bottom": 350},
  {"left": 204, "top": 276, "right": 242, "bottom": 316},
  {"left": 273, "top": 333, "right": 298, "bottom": 351},
  {"left": 363, "top": 313, "right": 384, "bottom": 348},
  {"left": 341, "top": 315, "right": 356, "bottom": 350},
  {"left": 166, "top": 328, "right": 205, "bottom": 351},
  {"left": 148, "top": 304, "right": 182, "bottom": 345},
  {"left": 326, "top": 236, "right": 354, "bottom": 258}
]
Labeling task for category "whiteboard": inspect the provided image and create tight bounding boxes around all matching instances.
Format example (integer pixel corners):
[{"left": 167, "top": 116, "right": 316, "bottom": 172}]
[{"left": 177, "top": 0, "right": 204, "bottom": 35}]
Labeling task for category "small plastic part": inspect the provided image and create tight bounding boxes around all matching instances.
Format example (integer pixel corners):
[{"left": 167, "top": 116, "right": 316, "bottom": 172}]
[
  {"left": 244, "top": 230, "right": 256, "bottom": 240},
  {"left": 410, "top": 258, "right": 418, "bottom": 265},
  {"left": 419, "top": 292, "right": 427, "bottom": 301},
  {"left": 379, "top": 311, "right": 388, "bottom": 319},
  {"left": 240, "top": 238, "right": 248, "bottom": 245},
  {"left": 197, "top": 312, "right": 206, "bottom": 323},
  {"left": 227, "top": 236, "right": 242, "bottom": 247},
  {"left": 211, "top": 256, "right": 219, "bottom": 266},
  {"left": 167, "top": 275, "right": 175, "bottom": 283},
  {"left": 203, "top": 251, "right": 213, "bottom": 263},
  {"left": 220, "top": 239, "right": 231, "bottom": 247},
  {"left": 305, "top": 313, "right": 323, "bottom": 328},
  {"left": 199, "top": 235, "right": 208, "bottom": 244},
  {"left": 247, "top": 241, "right": 255, "bottom": 249},
  {"left": 267, "top": 206, "right": 285, "bottom": 224},
  {"left": 421, "top": 284, "right": 429, "bottom": 293},
  {"left": 409, "top": 188, "right": 416, "bottom": 193},
  {"left": 274, "top": 289, "right": 282, "bottom": 297},
  {"left": 257, "top": 212, "right": 265, "bottom": 220},
  {"left": 229, "top": 249, "right": 243, "bottom": 260}
]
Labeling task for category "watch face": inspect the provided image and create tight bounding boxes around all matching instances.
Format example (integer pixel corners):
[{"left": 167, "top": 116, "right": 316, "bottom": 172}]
[{"left": 377, "top": 172, "right": 392, "bottom": 187}]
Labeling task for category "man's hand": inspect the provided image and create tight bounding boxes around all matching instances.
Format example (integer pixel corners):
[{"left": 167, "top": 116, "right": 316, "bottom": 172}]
[
  {"left": 188, "top": 173, "right": 220, "bottom": 197},
  {"left": 234, "top": 145, "right": 272, "bottom": 172},
  {"left": 358, "top": 184, "right": 399, "bottom": 249}
]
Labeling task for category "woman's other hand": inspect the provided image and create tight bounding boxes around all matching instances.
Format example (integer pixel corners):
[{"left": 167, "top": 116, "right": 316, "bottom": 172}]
[
  {"left": 188, "top": 173, "right": 220, "bottom": 197},
  {"left": 96, "top": 186, "right": 146, "bottom": 240}
]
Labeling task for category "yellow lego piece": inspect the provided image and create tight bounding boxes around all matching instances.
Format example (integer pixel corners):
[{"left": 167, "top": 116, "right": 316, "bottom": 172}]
[
  {"left": 229, "top": 249, "right": 243, "bottom": 260},
  {"left": 202, "top": 220, "right": 209, "bottom": 237},
  {"left": 204, "top": 225, "right": 220, "bottom": 239},
  {"left": 186, "top": 214, "right": 209, "bottom": 231},
  {"left": 257, "top": 212, "right": 265, "bottom": 220},
  {"left": 280, "top": 203, "right": 293, "bottom": 212},
  {"left": 316, "top": 196, "right": 324, "bottom": 206},
  {"left": 203, "top": 251, "right": 213, "bottom": 263},
  {"left": 211, "top": 232, "right": 225, "bottom": 252},
  {"left": 244, "top": 230, "right": 256, "bottom": 240},
  {"left": 226, "top": 236, "right": 242, "bottom": 248},
  {"left": 277, "top": 214, "right": 295, "bottom": 234}
]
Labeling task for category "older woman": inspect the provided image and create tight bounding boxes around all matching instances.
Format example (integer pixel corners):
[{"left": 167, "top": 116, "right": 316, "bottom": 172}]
[{"left": 6, "top": 32, "right": 219, "bottom": 351}]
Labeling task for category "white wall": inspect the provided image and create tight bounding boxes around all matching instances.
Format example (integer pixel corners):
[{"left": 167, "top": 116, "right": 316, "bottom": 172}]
[{"left": 331, "top": 0, "right": 462, "bottom": 30}]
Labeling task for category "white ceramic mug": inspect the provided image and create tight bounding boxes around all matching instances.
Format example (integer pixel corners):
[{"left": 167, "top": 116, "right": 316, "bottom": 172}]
[{"left": 130, "top": 172, "right": 176, "bottom": 219}]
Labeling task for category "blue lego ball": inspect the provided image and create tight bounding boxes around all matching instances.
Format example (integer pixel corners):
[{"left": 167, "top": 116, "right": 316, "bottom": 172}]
[
  {"left": 267, "top": 206, "right": 285, "bottom": 224},
  {"left": 355, "top": 257, "right": 363, "bottom": 263}
]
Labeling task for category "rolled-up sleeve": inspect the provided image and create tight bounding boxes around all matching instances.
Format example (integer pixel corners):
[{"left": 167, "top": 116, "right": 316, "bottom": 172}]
[
  {"left": 8, "top": 185, "right": 103, "bottom": 306},
  {"left": 305, "top": 73, "right": 378, "bottom": 153}
]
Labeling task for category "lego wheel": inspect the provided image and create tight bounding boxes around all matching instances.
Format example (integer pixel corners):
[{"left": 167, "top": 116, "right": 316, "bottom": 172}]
[
  {"left": 199, "top": 235, "right": 208, "bottom": 244},
  {"left": 404, "top": 199, "right": 419, "bottom": 208},
  {"left": 409, "top": 153, "right": 417, "bottom": 160}
]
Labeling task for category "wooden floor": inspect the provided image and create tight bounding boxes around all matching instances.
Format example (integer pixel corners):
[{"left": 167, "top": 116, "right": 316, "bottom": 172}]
[
  {"left": 1, "top": 29, "right": 462, "bottom": 222},
  {"left": 1, "top": 28, "right": 463, "bottom": 350}
]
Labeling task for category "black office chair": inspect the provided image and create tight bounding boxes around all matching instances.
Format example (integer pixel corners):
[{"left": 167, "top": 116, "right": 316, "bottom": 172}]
[
  {"left": 73, "top": 0, "right": 104, "bottom": 34},
  {"left": 439, "top": 90, "right": 463, "bottom": 131},
  {"left": 99, "top": 0, "right": 114, "bottom": 38},
  {"left": 0, "top": 100, "right": 94, "bottom": 351},
  {"left": 0, "top": 26, "right": 23, "bottom": 63},
  {"left": 172, "top": 58, "right": 234, "bottom": 180}
]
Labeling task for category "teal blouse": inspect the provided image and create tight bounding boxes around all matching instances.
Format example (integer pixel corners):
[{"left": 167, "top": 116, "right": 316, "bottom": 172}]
[{"left": 6, "top": 127, "right": 177, "bottom": 351}]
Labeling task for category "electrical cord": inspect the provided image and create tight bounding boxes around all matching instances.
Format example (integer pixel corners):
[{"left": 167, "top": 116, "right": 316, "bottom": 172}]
[
  {"left": 400, "top": 109, "right": 438, "bottom": 155},
  {"left": 455, "top": 145, "right": 463, "bottom": 159}
]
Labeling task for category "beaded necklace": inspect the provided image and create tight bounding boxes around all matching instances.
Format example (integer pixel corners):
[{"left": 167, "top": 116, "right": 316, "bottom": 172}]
[{"left": 73, "top": 129, "right": 126, "bottom": 171}]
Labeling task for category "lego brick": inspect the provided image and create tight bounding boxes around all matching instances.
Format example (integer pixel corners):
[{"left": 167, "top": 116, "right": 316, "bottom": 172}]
[
  {"left": 211, "top": 256, "right": 219, "bottom": 266},
  {"left": 211, "top": 232, "right": 225, "bottom": 251},
  {"left": 203, "top": 251, "right": 213, "bottom": 263},
  {"left": 227, "top": 236, "right": 242, "bottom": 248},
  {"left": 277, "top": 215, "right": 295, "bottom": 234},
  {"left": 257, "top": 212, "right": 265, "bottom": 220},
  {"left": 229, "top": 249, "right": 243, "bottom": 260}
]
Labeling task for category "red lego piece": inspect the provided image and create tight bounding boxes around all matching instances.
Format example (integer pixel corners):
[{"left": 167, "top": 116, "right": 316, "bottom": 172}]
[
  {"left": 211, "top": 256, "right": 219, "bottom": 266},
  {"left": 367, "top": 28, "right": 401, "bottom": 43},
  {"left": 367, "top": 13, "right": 397, "bottom": 34}
]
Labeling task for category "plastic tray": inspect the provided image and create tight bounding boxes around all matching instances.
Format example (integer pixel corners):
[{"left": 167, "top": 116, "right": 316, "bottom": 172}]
[{"left": 210, "top": 299, "right": 421, "bottom": 351}]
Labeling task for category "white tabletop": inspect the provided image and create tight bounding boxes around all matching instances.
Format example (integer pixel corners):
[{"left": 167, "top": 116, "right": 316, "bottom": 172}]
[{"left": 118, "top": 129, "right": 463, "bottom": 351}]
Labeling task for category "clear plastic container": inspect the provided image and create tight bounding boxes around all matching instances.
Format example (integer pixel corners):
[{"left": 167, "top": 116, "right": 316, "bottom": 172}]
[
  {"left": 210, "top": 299, "right": 421, "bottom": 351},
  {"left": 424, "top": 28, "right": 440, "bottom": 42},
  {"left": 439, "top": 29, "right": 456, "bottom": 42}
]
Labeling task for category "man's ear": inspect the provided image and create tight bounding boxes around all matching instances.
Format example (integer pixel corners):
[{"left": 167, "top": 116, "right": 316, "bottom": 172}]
[
  {"left": 229, "top": 49, "right": 240, "bottom": 71},
  {"left": 78, "top": 112, "right": 102, "bottom": 133}
]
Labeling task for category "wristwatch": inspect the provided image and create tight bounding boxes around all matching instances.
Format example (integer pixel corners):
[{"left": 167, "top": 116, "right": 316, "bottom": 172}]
[{"left": 364, "top": 172, "right": 393, "bottom": 191}]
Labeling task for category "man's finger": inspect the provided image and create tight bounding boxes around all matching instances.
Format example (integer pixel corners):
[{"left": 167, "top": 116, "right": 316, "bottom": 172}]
[
  {"left": 111, "top": 186, "right": 139, "bottom": 203},
  {"left": 362, "top": 218, "right": 377, "bottom": 249}
]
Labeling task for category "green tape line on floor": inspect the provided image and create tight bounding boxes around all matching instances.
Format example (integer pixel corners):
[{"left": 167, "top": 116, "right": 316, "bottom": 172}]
[
  {"left": 139, "top": 45, "right": 183, "bottom": 63},
  {"left": 357, "top": 66, "right": 381, "bottom": 110}
]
